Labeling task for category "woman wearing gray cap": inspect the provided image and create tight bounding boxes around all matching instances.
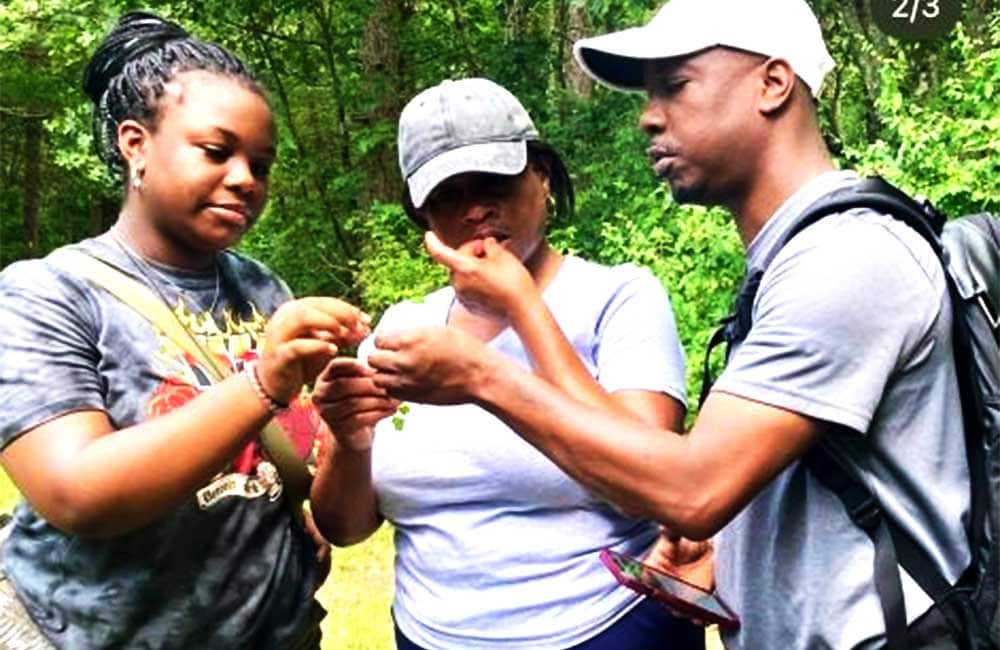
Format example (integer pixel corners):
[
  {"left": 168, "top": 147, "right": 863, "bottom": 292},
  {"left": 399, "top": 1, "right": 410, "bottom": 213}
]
[{"left": 310, "top": 78, "right": 704, "bottom": 649}]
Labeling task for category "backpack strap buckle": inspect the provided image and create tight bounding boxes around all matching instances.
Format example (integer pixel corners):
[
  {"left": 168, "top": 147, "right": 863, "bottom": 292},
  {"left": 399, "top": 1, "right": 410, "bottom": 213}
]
[
  {"left": 975, "top": 293, "right": 1000, "bottom": 333},
  {"left": 697, "top": 269, "right": 765, "bottom": 408},
  {"left": 847, "top": 495, "right": 884, "bottom": 533},
  {"left": 914, "top": 194, "right": 947, "bottom": 233}
]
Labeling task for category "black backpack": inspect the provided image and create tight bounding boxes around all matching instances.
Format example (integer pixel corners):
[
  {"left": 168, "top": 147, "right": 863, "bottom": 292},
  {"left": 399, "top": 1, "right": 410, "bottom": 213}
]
[{"left": 700, "top": 177, "right": 1000, "bottom": 649}]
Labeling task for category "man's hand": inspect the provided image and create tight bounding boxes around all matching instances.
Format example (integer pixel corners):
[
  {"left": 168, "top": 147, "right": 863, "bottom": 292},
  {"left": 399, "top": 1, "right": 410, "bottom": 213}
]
[
  {"left": 425, "top": 231, "right": 537, "bottom": 321},
  {"left": 368, "top": 325, "right": 496, "bottom": 404},
  {"left": 312, "top": 358, "right": 398, "bottom": 452}
]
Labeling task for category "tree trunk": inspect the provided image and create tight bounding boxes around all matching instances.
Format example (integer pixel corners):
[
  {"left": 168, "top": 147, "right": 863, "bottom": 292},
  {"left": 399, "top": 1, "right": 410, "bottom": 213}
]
[
  {"left": 22, "top": 118, "right": 42, "bottom": 256},
  {"left": 89, "top": 195, "right": 118, "bottom": 236},
  {"left": 360, "top": 0, "right": 410, "bottom": 204},
  {"left": 247, "top": 19, "right": 308, "bottom": 162},
  {"left": 314, "top": 1, "right": 353, "bottom": 171},
  {"left": 831, "top": 2, "right": 884, "bottom": 142},
  {"left": 504, "top": 0, "right": 529, "bottom": 42},
  {"left": 564, "top": 2, "right": 592, "bottom": 98}
]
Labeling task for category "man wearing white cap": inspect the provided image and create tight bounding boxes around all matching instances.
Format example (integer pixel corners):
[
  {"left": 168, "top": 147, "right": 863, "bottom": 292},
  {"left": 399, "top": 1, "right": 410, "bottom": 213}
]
[{"left": 366, "top": 1, "right": 971, "bottom": 648}]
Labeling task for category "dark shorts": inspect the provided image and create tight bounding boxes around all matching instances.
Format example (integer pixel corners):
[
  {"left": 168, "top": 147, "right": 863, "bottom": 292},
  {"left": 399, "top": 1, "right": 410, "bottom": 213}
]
[{"left": 395, "top": 596, "right": 705, "bottom": 650}]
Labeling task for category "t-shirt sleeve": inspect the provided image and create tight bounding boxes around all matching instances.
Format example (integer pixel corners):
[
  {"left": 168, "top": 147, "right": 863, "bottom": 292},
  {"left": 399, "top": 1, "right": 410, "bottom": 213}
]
[
  {"left": 0, "top": 261, "right": 104, "bottom": 450},
  {"left": 713, "top": 217, "right": 943, "bottom": 434},
  {"left": 594, "top": 265, "right": 687, "bottom": 403},
  {"left": 222, "top": 251, "right": 294, "bottom": 313}
]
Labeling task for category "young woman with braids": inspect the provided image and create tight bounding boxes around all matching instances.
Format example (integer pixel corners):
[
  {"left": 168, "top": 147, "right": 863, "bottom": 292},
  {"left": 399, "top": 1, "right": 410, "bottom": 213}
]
[
  {"left": 0, "top": 13, "right": 368, "bottom": 649},
  {"left": 310, "top": 78, "right": 707, "bottom": 650}
]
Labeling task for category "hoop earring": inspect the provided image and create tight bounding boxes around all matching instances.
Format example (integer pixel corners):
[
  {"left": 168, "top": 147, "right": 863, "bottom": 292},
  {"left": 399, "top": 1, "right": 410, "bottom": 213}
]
[{"left": 546, "top": 193, "right": 556, "bottom": 212}]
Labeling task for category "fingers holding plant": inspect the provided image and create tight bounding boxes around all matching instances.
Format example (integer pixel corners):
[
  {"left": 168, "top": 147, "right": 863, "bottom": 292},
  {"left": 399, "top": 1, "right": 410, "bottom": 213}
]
[
  {"left": 258, "top": 298, "right": 372, "bottom": 405},
  {"left": 312, "top": 357, "right": 398, "bottom": 452},
  {"left": 368, "top": 325, "right": 494, "bottom": 405}
]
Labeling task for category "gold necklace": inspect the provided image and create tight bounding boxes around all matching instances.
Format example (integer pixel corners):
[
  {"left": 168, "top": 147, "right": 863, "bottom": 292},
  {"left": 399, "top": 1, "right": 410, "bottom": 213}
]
[{"left": 109, "top": 226, "right": 221, "bottom": 316}]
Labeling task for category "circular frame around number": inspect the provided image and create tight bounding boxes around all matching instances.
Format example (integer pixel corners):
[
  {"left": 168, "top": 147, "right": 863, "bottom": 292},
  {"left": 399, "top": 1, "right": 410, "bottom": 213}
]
[{"left": 870, "top": 0, "right": 962, "bottom": 41}]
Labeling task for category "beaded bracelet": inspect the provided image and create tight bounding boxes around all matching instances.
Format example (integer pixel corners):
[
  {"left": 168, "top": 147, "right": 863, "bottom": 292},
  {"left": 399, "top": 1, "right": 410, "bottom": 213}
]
[{"left": 245, "top": 361, "right": 289, "bottom": 415}]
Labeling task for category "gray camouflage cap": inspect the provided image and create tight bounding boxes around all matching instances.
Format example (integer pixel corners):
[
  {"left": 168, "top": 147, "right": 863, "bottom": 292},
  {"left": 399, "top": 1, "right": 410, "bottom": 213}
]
[{"left": 398, "top": 78, "right": 539, "bottom": 209}]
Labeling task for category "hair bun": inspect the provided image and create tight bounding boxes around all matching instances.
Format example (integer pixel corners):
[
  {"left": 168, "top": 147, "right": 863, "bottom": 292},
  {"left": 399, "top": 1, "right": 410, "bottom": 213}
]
[{"left": 82, "top": 11, "right": 188, "bottom": 105}]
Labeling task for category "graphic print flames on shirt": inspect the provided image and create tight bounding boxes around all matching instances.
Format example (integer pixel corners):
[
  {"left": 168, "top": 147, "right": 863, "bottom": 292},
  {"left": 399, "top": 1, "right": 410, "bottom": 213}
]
[{"left": 144, "top": 299, "right": 326, "bottom": 511}]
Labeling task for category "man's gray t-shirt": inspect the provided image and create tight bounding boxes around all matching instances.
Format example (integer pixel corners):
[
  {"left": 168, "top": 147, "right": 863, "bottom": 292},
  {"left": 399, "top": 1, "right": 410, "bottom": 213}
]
[
  {"left": 713, "top": 171, "right": 971, "bottom": 649},
  {"left": 0, "top": 235, "right": 321, "bottom": 649}
]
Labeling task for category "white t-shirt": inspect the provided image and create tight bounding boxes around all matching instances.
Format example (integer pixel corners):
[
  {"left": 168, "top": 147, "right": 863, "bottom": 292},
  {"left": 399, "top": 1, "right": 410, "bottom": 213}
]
[{"left": 363, "top": 255, "right": 687, "bottom": 649}]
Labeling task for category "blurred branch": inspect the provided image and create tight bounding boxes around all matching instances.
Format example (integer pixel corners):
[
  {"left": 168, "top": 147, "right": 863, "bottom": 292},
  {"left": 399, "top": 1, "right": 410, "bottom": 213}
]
[
  {"left": 215, "top": 16, "right": 324, "bottom": 48},
  {"left": 0, "top": 107, "right": 54, "bottom": 119}
]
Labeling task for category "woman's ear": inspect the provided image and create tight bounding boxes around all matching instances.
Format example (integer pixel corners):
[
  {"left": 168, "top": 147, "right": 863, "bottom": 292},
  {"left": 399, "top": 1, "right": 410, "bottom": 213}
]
[
  {"left": 117, "top": 119, "right": 151, "bottom": 168},
  {"left": 539, "top": 171, "right": 551, "bottom": 196},
  {"left": 528, "top": 163, "right": 551, "bottom": 195},
  {"left": 118, "top": 119, "right": 152, "bottom": 191}
]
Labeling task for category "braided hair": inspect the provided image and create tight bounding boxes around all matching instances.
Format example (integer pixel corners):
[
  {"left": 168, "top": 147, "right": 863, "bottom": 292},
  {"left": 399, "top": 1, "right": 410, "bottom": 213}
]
[{"left": 81, "top": 12, "right": 265, "bottom": 179}]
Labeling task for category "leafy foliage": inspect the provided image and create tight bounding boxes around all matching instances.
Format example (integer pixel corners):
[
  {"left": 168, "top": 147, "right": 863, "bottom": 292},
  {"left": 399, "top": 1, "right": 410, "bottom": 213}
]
[
  {"left": 1, "top": 0, "right": 998, "bottom": 410},
  {"left": 1, "top": 3, "right": 997, "bottom": 648}
]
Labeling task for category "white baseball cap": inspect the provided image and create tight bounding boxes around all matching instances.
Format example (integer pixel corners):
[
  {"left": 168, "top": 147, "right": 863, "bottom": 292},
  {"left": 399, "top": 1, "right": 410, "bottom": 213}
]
[
  {"left": 573, "top": 0, "right": 835, "bottom": 98},
  {"left": 398, "top": 78, "right": 539, "bottom": 209}
]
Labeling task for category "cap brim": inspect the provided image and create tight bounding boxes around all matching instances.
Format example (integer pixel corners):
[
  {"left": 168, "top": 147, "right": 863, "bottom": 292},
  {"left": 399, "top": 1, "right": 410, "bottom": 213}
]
[
  {"left": 573, "top": 27, "right": 715, "bottom": 93},
  {"left": 407, "top": 141, "right": 527, "bottom": 209}
]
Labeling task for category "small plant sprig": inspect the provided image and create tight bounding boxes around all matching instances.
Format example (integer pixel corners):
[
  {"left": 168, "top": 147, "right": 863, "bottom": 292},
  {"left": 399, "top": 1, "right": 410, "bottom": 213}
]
[{"left": 391, "top": 403, "right": 411, "bottom": 431}]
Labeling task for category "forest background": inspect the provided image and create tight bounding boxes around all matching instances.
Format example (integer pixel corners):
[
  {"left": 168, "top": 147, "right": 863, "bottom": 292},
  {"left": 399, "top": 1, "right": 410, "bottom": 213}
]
[{"left": 1, "top": 0, "right": 998, "bottom": 648}]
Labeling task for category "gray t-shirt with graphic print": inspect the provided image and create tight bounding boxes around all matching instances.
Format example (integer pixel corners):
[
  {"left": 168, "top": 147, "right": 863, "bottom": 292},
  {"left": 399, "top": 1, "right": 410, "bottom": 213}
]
[
  {"left": 0, "top": 235, "right": 320, "bottom": 649},
  {"left": 713, "top": 171, "right": 971, "bottom": 649}
]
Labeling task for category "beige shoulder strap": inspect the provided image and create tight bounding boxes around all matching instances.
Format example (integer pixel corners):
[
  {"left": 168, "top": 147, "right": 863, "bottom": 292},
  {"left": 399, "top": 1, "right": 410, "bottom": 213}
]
[
  {"left": 55, "top": 248, "right": 311, "bottom": 516},
  {"left": 59, "top": 249, "right": 227, "bottom": 378}
]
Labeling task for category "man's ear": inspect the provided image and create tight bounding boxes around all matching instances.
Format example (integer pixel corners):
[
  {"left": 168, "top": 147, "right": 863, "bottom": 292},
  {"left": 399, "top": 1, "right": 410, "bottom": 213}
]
[
  {"left": 117, "top": 119, "right": 151, "bottom": 168},
  {"left": 757, "top": 58, "right": 797, "bottom": 115}
]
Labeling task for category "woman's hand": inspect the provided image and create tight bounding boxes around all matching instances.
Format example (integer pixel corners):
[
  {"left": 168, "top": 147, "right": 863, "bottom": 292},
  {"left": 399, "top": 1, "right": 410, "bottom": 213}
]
[
  {"left": 312, "top": 358, "right": 399, "bottom": 451},
  {"left": 302, "top": 508, "right": 332, "bottom": 582},
  {"left": 258, "top": 298, "right": 371, "bottom": 404},
  {"left": 644, "top": 527, "right": 714, "bottom": 591},
  {"left": 644, "top": 528, "right": 715, "bottom": 626},
  {"left": 309, "top": 358, "right": 389, "bottom": 547},
  {"left": 425, "top": 231, "right": 537, "bottom": 321}
]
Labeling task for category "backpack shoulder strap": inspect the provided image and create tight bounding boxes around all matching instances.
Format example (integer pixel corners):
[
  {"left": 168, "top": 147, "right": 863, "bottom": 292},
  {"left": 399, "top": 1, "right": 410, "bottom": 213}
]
[
  {"left": 258, "top": 425, "right": 312, "bottom": 519},
  {"left": 782, "top": 177, "right": 946, "bottom": 250},
  {"left": 54, "top": 248, "right": 311, "bottom": 520},
  {"left": 803, "top": 444, "right": 915, "bottom": 648},
  {"left": 804, "top": 443, "right": 956, "bottom": 648}
]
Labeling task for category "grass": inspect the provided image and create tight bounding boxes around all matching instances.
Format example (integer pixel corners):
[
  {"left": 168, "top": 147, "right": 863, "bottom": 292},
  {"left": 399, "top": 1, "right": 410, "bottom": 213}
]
[
  {"left": 0, "top": 471, "right": 16, "bottom": 516},
  {"left": 1, "top": 470, "right": 720, "bottom": 649},
  {"left": 319, "top": 526, "right": 395, "bottom": 649}
]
